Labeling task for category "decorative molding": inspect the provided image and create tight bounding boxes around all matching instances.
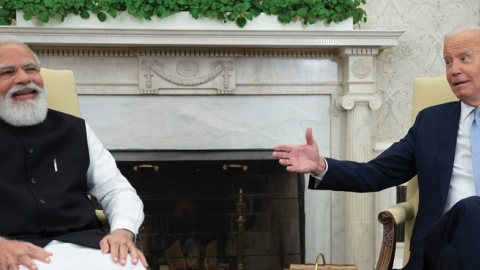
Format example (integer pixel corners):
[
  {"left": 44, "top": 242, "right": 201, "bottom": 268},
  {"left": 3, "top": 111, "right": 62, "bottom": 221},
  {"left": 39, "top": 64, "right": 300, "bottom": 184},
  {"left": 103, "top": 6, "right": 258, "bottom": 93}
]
[
  {"left": 32, "top": 46, "right": 339, "bottom": 58},
  {"left": 3, "top": 27, "right": 403, "bottom": 49},
  {"left": 33, "top": 47, "right": 135, "bottom": 57},
  {"left": 351, "top": 59, "right": 372, "bottom": 79},
  {"left": 338, "top": 47, "right": 380, "bottom": 57},
  {"left": 139, "top": 57, "right": 236, "bottom": 94},
  {"left": 176, "top": 60, "right": 199, "bottom": 77},
  {"left": 336, "top": 93, "right": 382, "bottom": 111}
]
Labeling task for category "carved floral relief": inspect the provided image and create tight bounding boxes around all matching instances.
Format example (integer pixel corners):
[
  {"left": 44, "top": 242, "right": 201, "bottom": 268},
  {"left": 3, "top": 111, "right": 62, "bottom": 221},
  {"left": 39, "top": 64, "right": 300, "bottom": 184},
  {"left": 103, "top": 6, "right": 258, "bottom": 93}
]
[
  {"left": 138, "top": 57, "right": 236, "bottom": 94},
  {"left": 356, "top": 0, "right": 480, "bottom": 143}
]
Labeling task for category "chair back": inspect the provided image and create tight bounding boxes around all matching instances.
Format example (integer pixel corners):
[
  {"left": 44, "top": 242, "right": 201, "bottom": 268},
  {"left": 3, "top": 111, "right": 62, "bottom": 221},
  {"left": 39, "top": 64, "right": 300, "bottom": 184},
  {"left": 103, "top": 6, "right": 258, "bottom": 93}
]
[
  {"left": 41, "top": 68, "right": 81, "bottom": 117},
  {"left": 403, "top": 76, "right": 458, "bottom": 264},
  {"left": 40, "top": 68, "right": 112, "bottom": 231}
]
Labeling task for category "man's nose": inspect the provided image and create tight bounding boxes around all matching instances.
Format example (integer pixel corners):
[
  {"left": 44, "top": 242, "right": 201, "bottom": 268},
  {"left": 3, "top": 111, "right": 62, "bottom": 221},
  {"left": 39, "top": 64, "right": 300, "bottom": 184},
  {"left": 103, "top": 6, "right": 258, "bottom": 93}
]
[
  {"left": 13, "top": 68, "right": 31, "bottom": 84},
  {"left": 450, "top": 61, "right": 462, "bottom": 76}
]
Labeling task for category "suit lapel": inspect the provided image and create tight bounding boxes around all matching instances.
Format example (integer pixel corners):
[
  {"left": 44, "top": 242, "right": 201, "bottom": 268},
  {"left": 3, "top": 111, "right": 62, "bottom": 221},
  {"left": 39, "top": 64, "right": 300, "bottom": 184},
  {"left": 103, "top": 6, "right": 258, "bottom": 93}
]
[{"left": 437, "top": 101, "right": 461, "bottom": 205}]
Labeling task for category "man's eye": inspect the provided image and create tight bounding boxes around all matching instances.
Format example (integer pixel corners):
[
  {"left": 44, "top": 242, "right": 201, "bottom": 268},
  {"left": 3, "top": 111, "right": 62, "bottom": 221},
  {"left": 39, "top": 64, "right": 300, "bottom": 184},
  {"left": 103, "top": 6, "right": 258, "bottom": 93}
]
[
  {"left": 461, "top": 57, "right": 469, "bottom": 61},
  {"left": 0, "top": 69, "right": 13, "bottom": 75}
]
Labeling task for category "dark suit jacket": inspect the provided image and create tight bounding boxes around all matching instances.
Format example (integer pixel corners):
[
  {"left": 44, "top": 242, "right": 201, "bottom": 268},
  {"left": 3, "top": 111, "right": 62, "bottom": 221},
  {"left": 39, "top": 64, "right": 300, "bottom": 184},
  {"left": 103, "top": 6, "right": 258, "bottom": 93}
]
[{"left": 308, "top": 101, "right": 461, "bottom": 270}]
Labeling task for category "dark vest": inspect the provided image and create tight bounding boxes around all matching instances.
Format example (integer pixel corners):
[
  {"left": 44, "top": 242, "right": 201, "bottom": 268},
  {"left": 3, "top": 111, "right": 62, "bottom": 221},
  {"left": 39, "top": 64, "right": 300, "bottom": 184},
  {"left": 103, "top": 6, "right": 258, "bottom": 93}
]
[{"left": 0, "top": 109, "right": 104, "bottom": 248}]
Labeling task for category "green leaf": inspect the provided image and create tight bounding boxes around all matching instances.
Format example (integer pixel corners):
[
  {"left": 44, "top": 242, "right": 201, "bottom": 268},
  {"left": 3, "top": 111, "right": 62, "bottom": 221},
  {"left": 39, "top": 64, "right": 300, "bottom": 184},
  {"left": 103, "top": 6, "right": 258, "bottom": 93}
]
[
  {"left": 235, "top": 16, "right": 246, "bottom": 27},
  {"left": 61, "top": 14, "right": 66, "bottom": 22},
  {"left": 308, "top": 16, "right": 315, "bottom": 24},
  {"left": 250, "top": 8, "right": 260, "bottom": 16},
  {"left": 102, "top": 5, "right": 109, "bottom": 11},
  {"left": 38, "top": 12, "right": 49, "bottom": 22},
  {"left": 47, "top": 8, "right": 55, "bottom": 17},
  {"left": 23, "top": 12, "right": 33, "bottom": 20},
  {"left": 245, "top": 12, "right": 252, "bottom": 20},
  {"left": 190, "top": 9, "right": 198, "bottom": 18},
  {"left": 97, "top": 11, "right": 107, "bottom": 21},
  {"left": 296, "top": 7, "right": 308, "bottom": 18},
  {"left": 80, "top": 10, "right": 90, "bottom": 19},
  {"left": 0, "top": 17, "right": 8, "bottom": 25},
  {"left": 277, "top": 13, "right": 291, "bottom": 23},
  {"left": 108, "top": 10, "right": 117, "bottom": 18},
  {"left": 43, "top": 0, "right": 53, "bottom": 7}
]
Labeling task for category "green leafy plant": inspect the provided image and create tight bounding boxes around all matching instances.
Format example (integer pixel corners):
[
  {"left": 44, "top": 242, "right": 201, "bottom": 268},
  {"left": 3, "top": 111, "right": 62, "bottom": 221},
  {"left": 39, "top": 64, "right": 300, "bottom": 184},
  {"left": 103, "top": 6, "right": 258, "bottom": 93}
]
[{"left": 0, "top": 0, "right": 367, "bottom": 28}]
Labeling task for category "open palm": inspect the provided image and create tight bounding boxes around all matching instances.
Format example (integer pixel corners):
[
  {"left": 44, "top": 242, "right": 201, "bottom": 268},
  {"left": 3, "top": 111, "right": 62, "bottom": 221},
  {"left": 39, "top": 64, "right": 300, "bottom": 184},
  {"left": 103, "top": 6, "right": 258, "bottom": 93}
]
[{"left": 272, "top": 128, "right": 325, "bottom": 175}]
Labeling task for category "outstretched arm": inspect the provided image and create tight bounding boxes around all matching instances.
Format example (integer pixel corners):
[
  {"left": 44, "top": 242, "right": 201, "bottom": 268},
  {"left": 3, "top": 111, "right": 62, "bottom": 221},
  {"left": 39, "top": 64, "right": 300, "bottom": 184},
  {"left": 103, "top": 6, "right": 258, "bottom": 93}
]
[{"left": 272, "top": 127, "right": 326, "bottom": 175}]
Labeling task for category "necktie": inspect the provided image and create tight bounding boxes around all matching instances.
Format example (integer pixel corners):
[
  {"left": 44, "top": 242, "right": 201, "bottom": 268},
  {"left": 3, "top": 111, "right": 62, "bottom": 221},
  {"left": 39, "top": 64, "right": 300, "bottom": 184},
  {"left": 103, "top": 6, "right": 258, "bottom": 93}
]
[{"left": 470, "top": 107, "right": 480, "bottom": 195}]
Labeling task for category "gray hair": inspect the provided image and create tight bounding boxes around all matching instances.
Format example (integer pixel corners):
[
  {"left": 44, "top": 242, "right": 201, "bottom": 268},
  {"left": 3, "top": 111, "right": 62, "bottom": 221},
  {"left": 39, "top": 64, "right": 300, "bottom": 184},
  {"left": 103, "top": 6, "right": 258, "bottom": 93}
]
[
  {"left": 443, "top": 26, "right": 480, "bottom": 44},
  {"left": 0, "top": 35, "right": 41, "bottom": 64}
]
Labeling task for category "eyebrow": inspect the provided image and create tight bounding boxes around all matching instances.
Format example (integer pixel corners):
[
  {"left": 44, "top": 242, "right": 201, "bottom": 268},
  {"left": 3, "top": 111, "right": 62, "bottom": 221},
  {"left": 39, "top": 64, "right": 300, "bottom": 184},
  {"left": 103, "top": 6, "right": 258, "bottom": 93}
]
[
  {"left": 0, "top": 64, "right": 14, "bottom": 69},
  {"left": 0, "top": 60, "right": 38, "bottom": 69}
]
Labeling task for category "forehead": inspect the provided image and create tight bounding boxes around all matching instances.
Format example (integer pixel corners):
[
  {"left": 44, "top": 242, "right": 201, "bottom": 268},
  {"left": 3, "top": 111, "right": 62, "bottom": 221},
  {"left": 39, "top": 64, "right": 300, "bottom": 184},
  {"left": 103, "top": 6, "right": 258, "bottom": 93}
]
[
  {"left": 444, "top": 31, "right": 480, "bottom": 56},
  {"left": 0, "top": 43, "right": 36, "bottom": 65}
]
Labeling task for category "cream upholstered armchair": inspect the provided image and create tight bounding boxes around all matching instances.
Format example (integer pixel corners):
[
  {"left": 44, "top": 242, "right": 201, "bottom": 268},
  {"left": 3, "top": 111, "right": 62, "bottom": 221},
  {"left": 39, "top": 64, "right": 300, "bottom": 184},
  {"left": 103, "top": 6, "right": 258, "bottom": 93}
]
[
  {"left": 375, "top": 76, "right": 458, "bottom": 270},
  {"left": 41, "top": 68, "right": 148, "bottom": 267}
]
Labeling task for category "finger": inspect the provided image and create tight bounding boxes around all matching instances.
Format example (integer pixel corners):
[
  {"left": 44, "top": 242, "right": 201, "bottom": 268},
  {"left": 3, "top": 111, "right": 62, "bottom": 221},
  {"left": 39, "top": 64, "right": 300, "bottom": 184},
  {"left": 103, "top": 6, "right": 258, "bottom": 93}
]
[
  {"left": 273, "top": 144, "right": 292, "bottom": 152},
  {"left": 286, "top": 166, "right": 297, "bottom": 172},
  {"left": 128, "top": 245, "right": 139, "bottom": 265},
  {"left": 100, "top": 238, "right": 110, "bottom": 254},
  {"left": 109, "top": 240, "right": 119, "bottom": 263},
  {"left": 6, "top": 262, "right": 18, "bottom": 270},
  {"left": 279, "top": 159, "right": 292, "bottom": 166},
  {"left": 137, "top": 250, "right": 148, "bottom": 268},
  {"left": 18, "top": 254, "right": 37, "bottom": 270},
  {"left": 26, "top": 244, "right": 52, "bottom": 263},
  {"left": 305, "top": 127, "right": 314, "bottom": 145},
  {"left": 272, "top": 151, "right": 290, "bottom": 159},
  {"left": 119, "top": 244, "right": 129, "bottom": 265}
]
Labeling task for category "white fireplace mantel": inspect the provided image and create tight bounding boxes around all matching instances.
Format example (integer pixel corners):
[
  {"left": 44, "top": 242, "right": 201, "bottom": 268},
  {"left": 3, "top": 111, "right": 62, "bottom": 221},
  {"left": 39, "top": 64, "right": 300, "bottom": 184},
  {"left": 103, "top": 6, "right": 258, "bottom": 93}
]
[
  {"left": 0, "top": 26, "right": 403, "bottom": 270},
  {"left": 1, "top": 26, "right": 402, "bottom": 48}
]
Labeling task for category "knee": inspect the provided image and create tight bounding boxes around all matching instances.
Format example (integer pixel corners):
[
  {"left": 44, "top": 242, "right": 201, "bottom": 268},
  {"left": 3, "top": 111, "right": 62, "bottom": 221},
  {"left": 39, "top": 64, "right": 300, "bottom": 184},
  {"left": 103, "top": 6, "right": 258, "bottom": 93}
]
[
  {"left": 455, "top": 196, "right": 480, "bottom": 207},
  {"left": 449, "top": 196, "right": 480, "bottom": 215}
]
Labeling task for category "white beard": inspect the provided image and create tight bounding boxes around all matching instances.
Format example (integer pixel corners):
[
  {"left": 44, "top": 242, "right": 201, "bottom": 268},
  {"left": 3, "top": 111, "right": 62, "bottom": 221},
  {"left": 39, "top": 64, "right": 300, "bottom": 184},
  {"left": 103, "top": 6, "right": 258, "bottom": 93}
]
[{"left": 0, "top": 83, "right": 48, "bottom": 127}]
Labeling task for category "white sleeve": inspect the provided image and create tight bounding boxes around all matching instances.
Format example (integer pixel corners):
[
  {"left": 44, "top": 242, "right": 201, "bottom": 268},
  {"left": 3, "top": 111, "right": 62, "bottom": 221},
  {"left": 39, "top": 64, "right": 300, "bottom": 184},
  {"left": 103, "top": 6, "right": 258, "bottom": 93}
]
[
  {"left": 312, "top": 157, "right": 329, "bottom": 188},
  {"left": 85, "top": 123, "right": 144, "bottom": 236}
]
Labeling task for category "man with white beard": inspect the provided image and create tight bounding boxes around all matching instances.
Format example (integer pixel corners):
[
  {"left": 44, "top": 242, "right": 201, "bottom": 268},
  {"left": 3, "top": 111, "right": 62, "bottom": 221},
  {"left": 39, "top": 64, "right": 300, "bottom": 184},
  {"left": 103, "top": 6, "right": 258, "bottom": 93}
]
[{"left": 0, "top": 37, "right": 148, "bottom": 270}]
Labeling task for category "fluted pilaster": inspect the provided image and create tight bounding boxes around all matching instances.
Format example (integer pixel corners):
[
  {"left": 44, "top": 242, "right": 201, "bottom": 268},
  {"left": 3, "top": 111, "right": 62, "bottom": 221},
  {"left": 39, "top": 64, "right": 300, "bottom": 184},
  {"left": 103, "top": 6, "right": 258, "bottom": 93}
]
[{"left": 336, "top": 47, "right": 382, "bottom": 270}]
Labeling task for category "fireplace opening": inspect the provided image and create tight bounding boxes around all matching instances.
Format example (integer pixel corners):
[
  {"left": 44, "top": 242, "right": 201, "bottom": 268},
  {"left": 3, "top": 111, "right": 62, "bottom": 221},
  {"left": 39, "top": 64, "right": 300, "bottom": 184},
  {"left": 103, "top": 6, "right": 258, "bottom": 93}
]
[{"left": 114, "top": 158, "right": 305, "bottom": 270}]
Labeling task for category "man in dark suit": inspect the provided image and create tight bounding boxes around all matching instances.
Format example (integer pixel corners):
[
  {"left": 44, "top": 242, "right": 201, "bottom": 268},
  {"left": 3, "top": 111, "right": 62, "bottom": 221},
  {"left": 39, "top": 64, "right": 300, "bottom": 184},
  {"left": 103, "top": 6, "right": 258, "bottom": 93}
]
[{"left": 273, "top": 27, "right": 480, "bottom": 270}]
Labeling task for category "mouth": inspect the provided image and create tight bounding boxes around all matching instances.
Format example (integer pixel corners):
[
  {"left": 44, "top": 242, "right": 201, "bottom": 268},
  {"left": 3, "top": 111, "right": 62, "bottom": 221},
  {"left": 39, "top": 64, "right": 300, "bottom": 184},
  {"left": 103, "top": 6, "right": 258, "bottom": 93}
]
[
  {"left": 12, "top": 89, "right": 38, "bottom": 100},
  {"left": 453, "top": 81, "right": 469, "bottom": 86}
]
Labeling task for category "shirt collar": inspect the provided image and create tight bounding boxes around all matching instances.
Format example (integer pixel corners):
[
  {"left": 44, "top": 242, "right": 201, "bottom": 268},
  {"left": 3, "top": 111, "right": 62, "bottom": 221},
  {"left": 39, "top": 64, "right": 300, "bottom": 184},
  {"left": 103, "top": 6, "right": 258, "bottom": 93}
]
[{"left": 460, "top": 101, "right": 477, "bottom": 123}]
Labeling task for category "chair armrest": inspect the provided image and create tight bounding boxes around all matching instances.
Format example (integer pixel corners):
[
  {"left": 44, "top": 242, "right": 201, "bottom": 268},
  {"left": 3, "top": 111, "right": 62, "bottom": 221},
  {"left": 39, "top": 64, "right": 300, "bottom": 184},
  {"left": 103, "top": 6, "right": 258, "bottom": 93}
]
[
  {"left": 375, "top": 202, "right": 414, "bottom": 270},
  {"left": 95, "top": 209, "right": 111, "bottom": 233}
]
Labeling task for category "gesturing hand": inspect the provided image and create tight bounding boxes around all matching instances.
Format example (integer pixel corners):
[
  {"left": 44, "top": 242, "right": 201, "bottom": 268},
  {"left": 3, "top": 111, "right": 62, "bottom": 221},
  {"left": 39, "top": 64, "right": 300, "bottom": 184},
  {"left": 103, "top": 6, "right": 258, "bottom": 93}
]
[
  {"left": 100, "top": 229, "right": 148, "bottom": 268},
  {"left": 0, "top": 238, "right": 52, "bottom": 270},
  {"left": 272, "top": 127, "right": 326, "bottom": 175}
]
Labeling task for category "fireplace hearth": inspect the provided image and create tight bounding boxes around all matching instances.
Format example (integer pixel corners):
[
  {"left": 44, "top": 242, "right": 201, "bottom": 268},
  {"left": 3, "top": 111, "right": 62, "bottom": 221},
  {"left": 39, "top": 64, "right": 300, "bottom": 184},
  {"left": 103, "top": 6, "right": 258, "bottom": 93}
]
[{"left": 115, "top": 158, "right": 304, "bottom": 270}]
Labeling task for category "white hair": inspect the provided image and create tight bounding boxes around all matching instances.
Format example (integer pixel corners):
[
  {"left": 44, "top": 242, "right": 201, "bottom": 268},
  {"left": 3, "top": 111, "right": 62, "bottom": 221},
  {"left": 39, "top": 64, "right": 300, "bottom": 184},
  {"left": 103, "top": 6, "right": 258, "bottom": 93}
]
[
  {"left": 0, "top": 82, "right": 48, "bottom": 126},
  {"left": 444, "top": 26, "right": 480, "bottom": 44},
  {"left": 0, "top": 35, "right": 41, "bottom": 64}
]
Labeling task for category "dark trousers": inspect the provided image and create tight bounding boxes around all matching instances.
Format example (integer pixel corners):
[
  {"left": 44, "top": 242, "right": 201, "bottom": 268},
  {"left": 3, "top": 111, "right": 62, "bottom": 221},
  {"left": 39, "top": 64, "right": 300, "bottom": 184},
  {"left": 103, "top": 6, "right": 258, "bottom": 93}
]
[{"left": 423, "top": 196, "right": 480, "bottom": 270}]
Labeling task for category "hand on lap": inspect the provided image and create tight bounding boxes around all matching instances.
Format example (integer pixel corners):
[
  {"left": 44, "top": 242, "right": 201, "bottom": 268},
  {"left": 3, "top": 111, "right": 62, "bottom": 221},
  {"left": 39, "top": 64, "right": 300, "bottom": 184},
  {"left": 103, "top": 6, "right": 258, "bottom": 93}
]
[
  {"left": 0, "top": 238, "right": 52, "bottom": 270},
  {"left": 100, "top": 229, "right": 148, "bottom": 268}
]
